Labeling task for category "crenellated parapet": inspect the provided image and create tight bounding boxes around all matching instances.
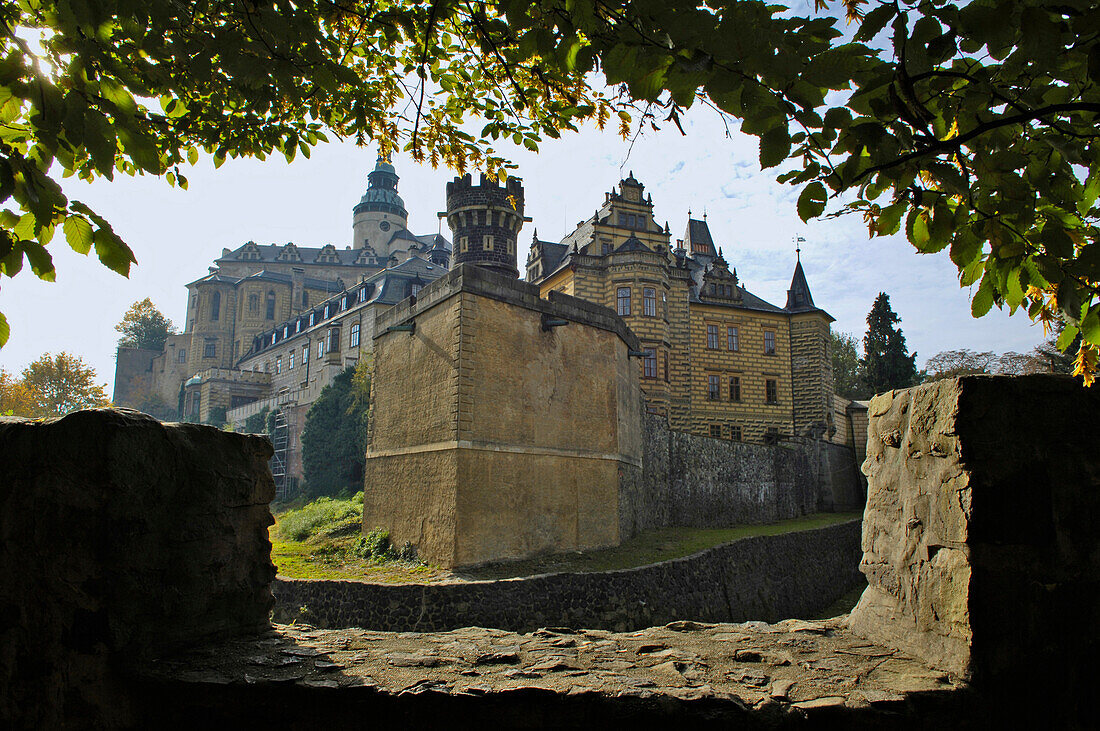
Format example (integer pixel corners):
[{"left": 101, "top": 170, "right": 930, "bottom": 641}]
[{"left": 445, "top": 173, "right": 526, "bottom": 278}]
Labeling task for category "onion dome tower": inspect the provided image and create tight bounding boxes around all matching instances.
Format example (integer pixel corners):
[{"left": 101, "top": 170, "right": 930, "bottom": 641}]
[
  {"left": 445, "top": 173, "right": 525, "bottom": 278},
  {"left": 352, "top": 154, "right": 409, "bottom": 255}
]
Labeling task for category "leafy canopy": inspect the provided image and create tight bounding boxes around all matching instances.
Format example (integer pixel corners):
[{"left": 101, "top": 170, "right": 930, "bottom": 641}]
[
  {"left": 830, "top": 331, "right": 867, "bottom": 400},
  {"left": 1, "top": 0, "right": 1098, "bottom": 384},
  {"left": 115, "top": 297, "right": 176, "bottom": 350},
  {"left": 301, "top": 362, "right": 369, "bottom": 499}
]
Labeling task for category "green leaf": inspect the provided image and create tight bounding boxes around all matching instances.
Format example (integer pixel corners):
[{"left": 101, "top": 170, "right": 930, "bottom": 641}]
[
  {"left": 759, "top": 126, "right": 791, "bottom": 169},
  {"left": 855, "top": 5, "right": 896, "bottom": 42},
  {"left": 63, "top": 215, "right": 93, "bottom": 254},
  {"left": 1056, "top": 324, "right": 1079, "bottom": 351},
  {"left": 875, "top": 202, "right": 906, "bottom": 236},
  {"left": 971, "top": 275, "right": 995, "bottom": 317},
  {"left": 93, "top": 228, "right": 136, "bottom": 277},
  {"left": 1081, "top": 308, "right": 1100, "bottom": 347},
  {"left": 0, "top": 311, "right": 8, "bottom": 347},
  {"left": 906, "top": 209, "right": 932, "bottom": 250},
  {"left": 23, "top": 241, "right": 55, "bottom": 281},
  {"left": 1040, "top": 223, "right": 1073, "bottom": 258},
  {"left": 1004, "top": 268, "right": 1025, "bottom": 311},
  {"left": 797, "top": 182, "right": 827, "bottom": 222}
]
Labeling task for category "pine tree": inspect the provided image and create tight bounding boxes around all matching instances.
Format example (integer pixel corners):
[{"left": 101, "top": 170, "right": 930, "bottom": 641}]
[{"left": 861, "top": 293, "right": 918, "bottom": 396}]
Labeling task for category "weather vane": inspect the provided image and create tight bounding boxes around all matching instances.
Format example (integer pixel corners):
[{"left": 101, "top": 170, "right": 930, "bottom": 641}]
[{"left": 794, "top": 236, "right": 806, "bottom": 262}]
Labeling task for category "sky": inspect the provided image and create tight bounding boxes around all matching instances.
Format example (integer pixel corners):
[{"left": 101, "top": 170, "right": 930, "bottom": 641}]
[{"left": 0, "top": 106, "right": 1045, "bottom": 393}]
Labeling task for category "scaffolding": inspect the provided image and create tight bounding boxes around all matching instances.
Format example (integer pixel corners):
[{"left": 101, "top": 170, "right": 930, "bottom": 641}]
[{"left": 271, "top": 409, "right": 291, "bottom": 501}]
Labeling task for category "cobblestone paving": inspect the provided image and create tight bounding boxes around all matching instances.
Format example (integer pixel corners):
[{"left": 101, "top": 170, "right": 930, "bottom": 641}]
[{"left": 145, "top": 616, "right": 961, "bottom": 720}]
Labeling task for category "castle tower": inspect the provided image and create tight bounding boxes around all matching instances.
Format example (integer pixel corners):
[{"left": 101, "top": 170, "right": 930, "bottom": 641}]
[
  {"left": 352, "top": 154, "right": 409, "bottom": 255},
  {"left": 784, "top": 256, "right": 837, "bottom": 439},
  {"left": 445, "top": 173, "right": 525, "bottom": 278}
]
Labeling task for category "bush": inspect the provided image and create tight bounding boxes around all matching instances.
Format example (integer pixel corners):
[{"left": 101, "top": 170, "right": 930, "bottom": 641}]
[
  {"left": 274, "top": 492, "right": 364, "bottom": 542},
  {"left": 352, "top": 528, "right": 418, "bottom": 562}
]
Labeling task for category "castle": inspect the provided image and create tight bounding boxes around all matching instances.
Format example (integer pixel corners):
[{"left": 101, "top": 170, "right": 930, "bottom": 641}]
[{"left": 115, "top": 158, "right": 860, "bottom": 499}]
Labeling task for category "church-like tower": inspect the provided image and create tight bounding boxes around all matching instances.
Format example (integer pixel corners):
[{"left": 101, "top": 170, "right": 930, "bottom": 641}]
[
  {"left": 352, "top": 155, "right": 409, "bottom": 255},
  {"left": 785, "top": 256, "right": 836, "bottom": 439},
  {"left": 445, "top": 173, "right": 525, "bottom": 278}
]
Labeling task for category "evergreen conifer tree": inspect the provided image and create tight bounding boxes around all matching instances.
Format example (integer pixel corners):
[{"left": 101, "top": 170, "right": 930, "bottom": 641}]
[{"left": 861, "top": 293, "right": 918, "bottom": 396}]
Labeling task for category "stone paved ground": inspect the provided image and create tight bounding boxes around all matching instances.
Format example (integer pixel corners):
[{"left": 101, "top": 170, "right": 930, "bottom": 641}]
[{"left": 142, "top": 616, "right": 964, "bottom": 724}]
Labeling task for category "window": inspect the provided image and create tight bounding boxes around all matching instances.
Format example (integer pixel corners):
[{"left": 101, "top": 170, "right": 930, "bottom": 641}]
[
  {"left": 211, "top": 292, "right": 220, "bottom": 321},
  {"left": 602, "top": 242, "right": 612, "bottom": 255},
  {"left": 203, "top": 339, "right": 216, "bottom": 358},
  {"left": 191, "top": 294, "right": 198, "bottom": 310},
  {"left": 283, "top": 326, "right": 289, "bottom": 338},
  {"left": 309, "top": 312, "right": 315, "bottom": 327},
  {"left": 265, "top": 291, "right": 276, "bottom": 320},
  {"left": 764, "top": 427, "right": 780, "bottom": 445},
  {"left": 358, "top": 288, "right": 367, "bottom": 303},
  {"left": 643, "top": 287, "right": 656, "bottom": 317},
  {"left": 708, "top": 374, "right": 720, "bottom": 400},
  {"left": 507, "top": 237, "right": 515, "bottom": 255},
  {"left": 289, "top": 351, "right": 295, "bottom": 370},
  {"left": 350, "top": 323, "right": 361, "bottom": 348},
  {"left": 460, "top": 236, "right": 469, "bottom": 253},
  {"left": 410, "top": 282, "right": 423, "bottom": 297},
  {"left": 766, "top": 379, "right": 778, "bottom": 404},
  {"left": 302, "top": 291, "right": 309, "bottom": 307},
  {"left": 662, "top": 291, "right": 668, "bottom": 319},
  {"left": 663, "top": 352, "right": 669, "bottom": 382},
  {"left": 730, "top": 425, "right": 742, "bottom": 442},
  {"left": 707, "top": 324, "right": 719, "bottom": 349},
  {"left": 276, "top": 356, "right": 282, "bottom": 375},
  {"left": 729, "top": 376, "right": 741, "bottom": 402},
  {"left": 324, "top": 305, "right": 330, "bottom": 319},
  {"left": 710, "top": 424, "right": 722, "bottom": 438},
  {"left": 643, "top": 348, "right": 657, "bottom": 378},
  {"left": 484, "top": 235, "right": 494, "bottom": 251},
  {"left": 248, "top": 293, "right": 258, "bottom": 314},
  {"left": 302, "top": 344, "right": 309, "bottom": 366},
  {"left": 727, "top": 326, "right": 740, "bottom": 351},
  {"left": 616, "top": 287, "right": 631, "bottom": 316},
  {"left": 328, "top": 328, "right": 340, "bottom": 353},
  {"left": 177, "top": 349, "right": 186, "bottom": 363},
  {"left": 317, "top": 340, "right": 325, "bottom": 359},
  {"left": 764, "top": 330, "right": 776, "bottom": 355}
]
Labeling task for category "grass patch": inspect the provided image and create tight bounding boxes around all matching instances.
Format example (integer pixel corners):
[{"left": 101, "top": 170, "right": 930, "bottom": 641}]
[
  {"left": 455, "top": 512, "right": 863, "bottom": 581},
  {"left": 273, "top": 493, "right": 363, "bottom": 542},
  {"left": 271, "top": 492, "right": 446, "bottom": 583}
]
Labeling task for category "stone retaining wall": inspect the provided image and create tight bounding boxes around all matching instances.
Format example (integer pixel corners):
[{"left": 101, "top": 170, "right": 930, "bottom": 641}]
[
  {"left": 622, "top": 415, "right": 863, "bottom": 536},
  {"left": 272, "top": 520, "right": 863, "bottom": 632}
]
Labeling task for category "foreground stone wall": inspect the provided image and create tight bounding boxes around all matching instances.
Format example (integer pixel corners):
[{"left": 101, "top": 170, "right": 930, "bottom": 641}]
[
  {"left": 272, "top": 520, "right": 863, "bottom": 632},
  {"left": 0, "top": 409, "right": 276, "bottom": 728},
  {"left": 623, "top": 415, "right": 863, "bottom": 536},
  {"left": 849, "top": 376, "right": 1100, "bottom": 698}
]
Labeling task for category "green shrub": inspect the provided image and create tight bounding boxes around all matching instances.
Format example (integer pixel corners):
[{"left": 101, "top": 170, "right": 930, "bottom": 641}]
[{"left": 274, "top": 492, "right": 363, "bottom": 542}]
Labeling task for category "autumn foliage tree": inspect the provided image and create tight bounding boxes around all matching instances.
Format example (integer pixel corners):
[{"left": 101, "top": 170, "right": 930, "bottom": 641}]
[{"left": 2, "top": 352, "right": 110, "bottom": 417}]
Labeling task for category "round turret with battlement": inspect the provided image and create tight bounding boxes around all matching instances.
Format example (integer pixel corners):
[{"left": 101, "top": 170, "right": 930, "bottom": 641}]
[{"left": 445, "top": 173, "right": 525, "bottom": 278}]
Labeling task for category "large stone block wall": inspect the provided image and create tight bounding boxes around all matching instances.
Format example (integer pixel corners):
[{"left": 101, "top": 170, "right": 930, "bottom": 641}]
[
  {"left": 849, "top": 375, "right": 1100, "bottom": 699},
  {"left": 0, "top": 409, "right": 276, "bottom": 728},
  {"left": 273, "top": 520, "right": 863, "bottom": 632},
  {"left": 364, "top": 265, "right": 643, "bottom": 568},
  {"left": 622, "top": 415, "right": 863, "bottom": 536}
]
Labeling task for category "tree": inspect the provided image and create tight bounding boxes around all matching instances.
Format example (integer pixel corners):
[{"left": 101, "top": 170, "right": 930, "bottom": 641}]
[
  {"left": 115, "top": 298, "right": 177, "bottom": 351},
  {"left": 831, "top": 331, "right": 868, "bottom": 400},
  {"left": 0, "top": 368, "right": 34, "bottom": 415},
  {"left": 301, "top": 363, "right": 369, "bottom": 499},
  {"left": 2, "top": 1, "right": 1098, "bottom": 383},
  {"left": 242, "top": 407, "right": 271, "bottom": 436},
  {"left": 10, "top": 352, "right": 111, "bottom": 417},
  {"left": 861, "top": 293, "right": 918, "bottom": 395},
  {"left": 923, "top": 349, "right": 998, "bottom": 380}
]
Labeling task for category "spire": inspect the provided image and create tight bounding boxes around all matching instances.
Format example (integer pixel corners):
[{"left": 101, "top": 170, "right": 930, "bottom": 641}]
[{"left": 785, "top": 258, "right": 817, "bottom": 312}]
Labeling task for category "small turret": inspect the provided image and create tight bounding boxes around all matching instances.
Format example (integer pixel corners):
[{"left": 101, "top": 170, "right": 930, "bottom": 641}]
[{"left": 445, "top": 173, "right": 526, "bottom": 278}]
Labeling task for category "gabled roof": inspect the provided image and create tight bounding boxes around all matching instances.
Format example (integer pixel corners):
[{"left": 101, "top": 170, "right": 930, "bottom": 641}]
[{"left": 614, "top": 234, "right": 650, "bottom": 253}]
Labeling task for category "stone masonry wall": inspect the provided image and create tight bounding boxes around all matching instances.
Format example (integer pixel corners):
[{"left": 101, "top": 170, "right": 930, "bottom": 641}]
[
  {"left": 0, "top": 409, "right": 276, "bottom": 728},
  {"left": 849, "top": 375, "right": 1100, "bottom": 703},
  {"left": 622, "top": 415, "right": 863, "bottom": 536},
  {"left": 273, "top": 520, "right": 862, "bottom": 632}
]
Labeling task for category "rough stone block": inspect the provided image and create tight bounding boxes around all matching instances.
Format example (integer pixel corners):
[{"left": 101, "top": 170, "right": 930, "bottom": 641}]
[
  {"left": 849, "top": 376, "right": 1100, "bottom": 694},
  {"left": 0, "top": 409, "right": 276, "bottom": 727}
]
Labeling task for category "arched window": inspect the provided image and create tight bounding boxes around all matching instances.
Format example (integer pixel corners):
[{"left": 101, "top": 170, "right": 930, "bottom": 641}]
[
  {"left": 248, "top": 293, "right": 258, "bottom": 314},
  {"left": 265, "top": 291, "right": 276, "bottom": 320},
  {"left": 211, "top": 292, "right": 220, "bottom": 321}
]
